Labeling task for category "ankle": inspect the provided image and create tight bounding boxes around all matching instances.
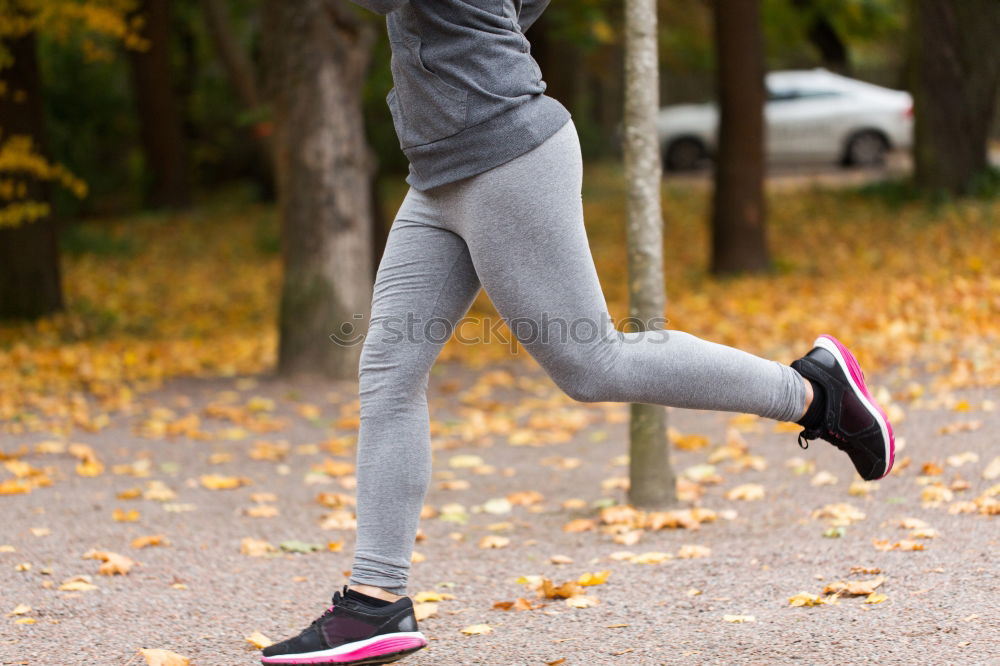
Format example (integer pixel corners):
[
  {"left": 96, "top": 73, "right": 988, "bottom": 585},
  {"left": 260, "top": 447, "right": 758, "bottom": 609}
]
[
  {"left": 799, "top": 376, "right": 814, "bottom": 421},
  {"left": 348, "top": 583, "right": 404, "bottom": 603}
]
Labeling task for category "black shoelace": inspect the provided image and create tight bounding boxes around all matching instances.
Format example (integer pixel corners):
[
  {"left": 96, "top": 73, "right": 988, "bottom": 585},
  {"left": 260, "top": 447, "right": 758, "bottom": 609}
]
[
  {"left": 309, "top": 588, "right": 346, "bottom": 629},
  {"left": 799, "top": 427, "right": 850, "bottom": 452}
]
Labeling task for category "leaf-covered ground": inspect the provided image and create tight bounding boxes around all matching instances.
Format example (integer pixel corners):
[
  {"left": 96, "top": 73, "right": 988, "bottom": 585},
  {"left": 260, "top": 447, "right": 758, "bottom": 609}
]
[{"left": 1, "top": 169, "right": 998, "bottom": 664}]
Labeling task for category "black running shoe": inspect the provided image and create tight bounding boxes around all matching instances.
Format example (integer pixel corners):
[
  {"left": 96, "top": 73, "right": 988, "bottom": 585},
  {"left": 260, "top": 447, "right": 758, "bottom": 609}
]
[
  {"left": 791, "top": 334, "right": 895, "bottom": 481},
  {"left": 261, "top": 586, "right": 427, "bottom": 665}
]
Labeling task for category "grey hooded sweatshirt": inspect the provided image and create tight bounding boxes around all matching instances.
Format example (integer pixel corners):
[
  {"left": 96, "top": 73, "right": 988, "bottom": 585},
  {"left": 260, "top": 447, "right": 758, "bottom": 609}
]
[{"left": 350, "top": 0, "right": 571, "bottom": 190}]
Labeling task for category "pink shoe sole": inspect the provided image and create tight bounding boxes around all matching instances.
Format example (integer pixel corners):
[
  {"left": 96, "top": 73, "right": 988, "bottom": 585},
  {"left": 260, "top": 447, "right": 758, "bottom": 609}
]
[{"left": 261, "top": 633, "right": 427, "bottom": 665}]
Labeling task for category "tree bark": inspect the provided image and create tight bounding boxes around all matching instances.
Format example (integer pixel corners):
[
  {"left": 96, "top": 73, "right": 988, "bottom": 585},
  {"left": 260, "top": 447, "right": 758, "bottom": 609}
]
[
  {"left": 624, "top": 0, "right": 675, "bottom": 508},
  {"left": 909, "top": 0, "right": 1000, "bottom": 196},
  {"left": 264, "top": 0, "right": 375, "bottom": 379},
  {"left": 128, "top": 0, "right": 192, "bottom": 209},
  {"left": 710, "top": 0, "right": 770, "bottom": 275},
  {"left": 0, "top": 30, "right": 63, "bottom": 320}
]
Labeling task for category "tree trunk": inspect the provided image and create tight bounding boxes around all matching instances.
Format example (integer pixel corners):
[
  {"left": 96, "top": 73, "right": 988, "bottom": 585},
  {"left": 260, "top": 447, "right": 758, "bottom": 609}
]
[
  {"left": 909, "top": 0, "right": 1000, "bottom": 196},
  {"left": 264, "top": 0, "right": 375, "bottom": 379},
  {"left": 624, "top": 0, "right": 675, "bottom": 509},
  {"left": 128, "top": 0, "right": 192, "bottom": 209},
  {"left": 0, "top": 30, "right": 63, "bottom": 320},
  {"left": 710, "top": 0, "right": 770, "bottom": 275}
]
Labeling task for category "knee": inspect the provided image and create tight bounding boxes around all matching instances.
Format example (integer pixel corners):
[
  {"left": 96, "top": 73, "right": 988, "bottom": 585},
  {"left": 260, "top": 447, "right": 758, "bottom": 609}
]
[
  {"left": 545, "top": 352, "right": 610, "bottom": 403},
  {"left": 358, "top": 327, "right": 430, "bottom": 398},
  {"left": 560, "top": 377, "right": 606, "bottom": 403}
]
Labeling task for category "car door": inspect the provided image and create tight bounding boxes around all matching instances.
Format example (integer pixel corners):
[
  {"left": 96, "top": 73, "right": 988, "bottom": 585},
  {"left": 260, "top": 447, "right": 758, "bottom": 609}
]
[{"left": 766, "top": 89, "right": 845, "bottom": 162}]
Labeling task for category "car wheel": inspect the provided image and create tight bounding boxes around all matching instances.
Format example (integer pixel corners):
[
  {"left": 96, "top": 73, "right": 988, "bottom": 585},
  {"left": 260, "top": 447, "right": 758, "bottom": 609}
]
[
  {"left": 844, "top": 131, "right": 888, "bottom": 168},
  {"left": 664, "top": 138, "right": 707, "bottom": 172}
]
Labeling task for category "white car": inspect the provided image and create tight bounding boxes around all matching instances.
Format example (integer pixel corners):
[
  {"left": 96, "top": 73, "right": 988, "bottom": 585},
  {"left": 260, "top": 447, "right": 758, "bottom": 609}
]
[{"left": 657, "top": 69, "right": 913, "bottom": 171}]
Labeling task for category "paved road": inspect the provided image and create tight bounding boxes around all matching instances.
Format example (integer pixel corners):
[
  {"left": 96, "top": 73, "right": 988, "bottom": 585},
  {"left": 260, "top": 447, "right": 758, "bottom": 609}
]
[
  {"left": 1, "top": 365, "right": 997, "bottom": 665},
  {"left": 665, "top": 148, "right": 1000, "bottom": 190}
]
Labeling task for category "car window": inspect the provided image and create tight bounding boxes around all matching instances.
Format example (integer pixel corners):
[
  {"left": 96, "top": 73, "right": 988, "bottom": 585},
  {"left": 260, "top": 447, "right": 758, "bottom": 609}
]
[
  {"left": 796, "top": 89, "right": 840, "bottom": 100},
  {"left": 767, "top": 88, "right": 799, "bottom": 102},
  {"left": 767, "top": 88, "right": 840, "bottom": 102}
]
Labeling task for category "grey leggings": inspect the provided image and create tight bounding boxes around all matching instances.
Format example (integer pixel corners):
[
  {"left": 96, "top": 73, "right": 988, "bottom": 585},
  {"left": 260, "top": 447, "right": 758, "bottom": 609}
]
[{"left": 349, "top": 120, "right": 805, "bottom": 594}]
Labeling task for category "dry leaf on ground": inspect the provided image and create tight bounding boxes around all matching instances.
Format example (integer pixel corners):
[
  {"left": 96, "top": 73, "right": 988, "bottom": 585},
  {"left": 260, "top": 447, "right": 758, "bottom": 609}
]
[
  {"left": 677, "top": 544, "right": 711, "bottom": 559},
  {"left": 788, "top": 593, "right": 832, "bottom": 607},
  {"left": 577, "top": 570, "right": 611, "bottom": 586},
  {"left": 83, "top": 550, "right": 135, "bottom": 575},
  {"left": 478, "top": 535, "right": 510, "bottom": 549},
  {"left": 725, "top": 484, "right": 765, "bottom": 501},
  {"left": 138, "top": 648, "right": 190, "bottom": 666},
  {"left": 823, "top": 576, "right": 885, "bottom": 596},
  {"left": 58, "top": 575, "right": 98, "bottom": 592},
  {"left": 200, "top": 474, "right": 251, "bottom": 490},
  {"left": 413, "top": 602, "right": 438, "bottom": 621},
  {"left": 565, "top": 595, "right": 599, "bottom": 608},
  {"left": 132, "top": 535, "right": 168, "bottom": 549},
  {"left": 245, "top": 631, "right": 274, "bottom": 649},
  {"left": 240, "top": 538, "right": 277, "bottom": 557}
]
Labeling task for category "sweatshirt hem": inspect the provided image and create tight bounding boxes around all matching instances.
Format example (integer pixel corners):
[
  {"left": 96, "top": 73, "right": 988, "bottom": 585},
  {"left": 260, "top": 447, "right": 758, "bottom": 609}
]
[{"left": 403, "top": 95, "right": 571, "bottom": 191}]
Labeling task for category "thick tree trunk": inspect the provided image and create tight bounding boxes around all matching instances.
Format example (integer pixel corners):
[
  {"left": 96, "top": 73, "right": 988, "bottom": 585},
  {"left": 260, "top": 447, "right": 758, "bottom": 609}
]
[
  {"left": 710, "top": 0, "right": 770, "bottom": 275},
  {"left": 624, "top": 0, "right": 675, "bottom": 509},
  {"left": 129, "top": 0, "right": 191, "bottom": 209},
  {"left": 264, "top": 0, "right": 375, "bottom": 379},
  {"left": 0, "top": 30, "right": 63, "bottom": 320},
  {"left": 910, "top": 0, "right": 1000, "bottom": 196}
]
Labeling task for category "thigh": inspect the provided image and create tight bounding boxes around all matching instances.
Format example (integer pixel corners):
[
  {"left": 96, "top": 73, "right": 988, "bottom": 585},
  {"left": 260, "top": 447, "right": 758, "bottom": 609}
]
[
  {"left": 455, "top": 124, "right": 614, "bottom": 355},
  {"left": 366, "top": 215, "right": 481, "bottom": 363}
]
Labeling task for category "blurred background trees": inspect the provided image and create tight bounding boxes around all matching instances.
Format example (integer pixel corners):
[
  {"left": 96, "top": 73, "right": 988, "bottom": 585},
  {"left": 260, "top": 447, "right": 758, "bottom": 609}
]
[
  {"left": 1, "top": 0, "right": 997, "bottom": 333},
  {"left": 709, "top": 0, "right": 769, "bottom": 275},
  {"left": 0, "top": 0, "right": 146, "bottom": 318},
  {"left": 908, "top": 0, "right": 1000, "bottom": 196}
]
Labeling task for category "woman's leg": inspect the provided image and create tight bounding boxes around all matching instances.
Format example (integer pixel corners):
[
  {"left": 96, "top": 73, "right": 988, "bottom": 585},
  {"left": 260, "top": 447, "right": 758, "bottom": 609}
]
[
  {"left": 349, "top": 210, "right": 481, "bottom": 596},
  {"left": 444, "top": 120, "right": 806, "bottom": 421}
]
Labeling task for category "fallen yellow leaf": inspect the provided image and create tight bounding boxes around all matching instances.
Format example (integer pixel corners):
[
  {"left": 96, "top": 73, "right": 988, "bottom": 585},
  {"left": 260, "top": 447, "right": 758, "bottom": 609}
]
[
  {"left": 577, "top": 570, "right": 611, "bottom": 586},
  {"left": 138, "top": 648, "right": 191, "bottom": 666},
  {"left": 200, "top": 474, "right": 251, "bottom": 490},
  {"left": 788, "top": 592, "right": 831, "bottom": 607},
  {"left": 112, "top": 508, "right": 140, "bottom": 523},
  {"left": 677, "top": 544, "right": 711, "bottom": 559},
  {"left": 83, "top": 549, "right": 135, "bottom": 576},
  {"left": 725, "top": 484, "right": 765, "bottom": 501},
  {"left": 565, "top": 595, "right": 599, "bottom": 608},
  {"left": 246, "top": 631, "right": 274, "bottom": 649},
  {"left": 58, "top": 575, "right": 98, "bottom": 592},
  {"left": 131, "top": 535, "right": 168, "bottom": 549}
]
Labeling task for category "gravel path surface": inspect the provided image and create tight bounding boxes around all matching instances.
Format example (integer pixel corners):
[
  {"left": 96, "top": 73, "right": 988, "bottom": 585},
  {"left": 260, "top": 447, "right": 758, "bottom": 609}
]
[{"left": 2, "top": 364, "right": 997, "bottom": 665}]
